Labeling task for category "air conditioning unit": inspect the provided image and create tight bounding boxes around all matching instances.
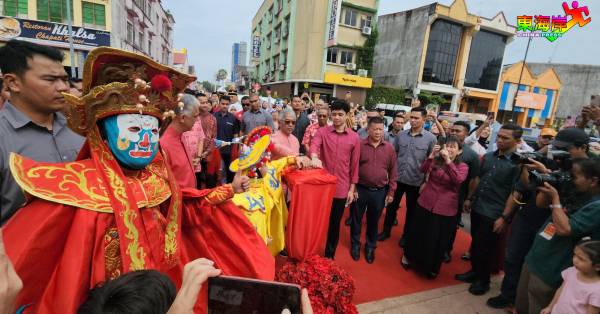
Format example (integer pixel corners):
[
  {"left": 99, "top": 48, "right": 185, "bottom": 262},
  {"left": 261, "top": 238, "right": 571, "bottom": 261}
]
[
  {"left": 362, "top": 26, "right": 372, "bottom": 35},
  {"left": 346, "top": 63, "right": 356, "bottom": 71},
  {"left": 357, "top": 69, "right": 368, "bottom": 77},
  {"left": 266, "top": 42, "right": 271, "bottom": 49},
  {"left": 274, "top": 36, "right": 280, "bottom": 43},
  {"left": 279, "top": 64, "right": 286, "bottom": 71},
  {"left": 283, "top": 29, "right": 289, "bottom": 38}
]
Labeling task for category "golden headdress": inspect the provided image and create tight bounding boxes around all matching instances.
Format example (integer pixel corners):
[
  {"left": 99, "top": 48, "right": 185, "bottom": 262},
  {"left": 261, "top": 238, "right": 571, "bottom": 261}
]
[{"left": 64, "top": 47, "right": 196, "bottom": 136}]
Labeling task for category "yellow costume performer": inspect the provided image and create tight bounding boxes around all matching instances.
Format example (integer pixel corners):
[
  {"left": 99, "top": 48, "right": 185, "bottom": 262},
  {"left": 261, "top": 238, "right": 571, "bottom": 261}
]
[{"left": 229, "top": 127, "right": 306, "bottom": 255}]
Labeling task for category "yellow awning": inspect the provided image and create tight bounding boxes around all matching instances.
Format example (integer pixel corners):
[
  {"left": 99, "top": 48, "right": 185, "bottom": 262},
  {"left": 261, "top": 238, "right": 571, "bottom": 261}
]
[{"left": 324, "top": 72, "right": 373, "bottom": 89}]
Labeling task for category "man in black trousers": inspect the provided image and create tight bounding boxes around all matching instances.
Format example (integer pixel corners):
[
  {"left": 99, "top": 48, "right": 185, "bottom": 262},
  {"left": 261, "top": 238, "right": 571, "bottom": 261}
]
[{"left": 350, "top": 117, "right": 397, "bottom": 263}]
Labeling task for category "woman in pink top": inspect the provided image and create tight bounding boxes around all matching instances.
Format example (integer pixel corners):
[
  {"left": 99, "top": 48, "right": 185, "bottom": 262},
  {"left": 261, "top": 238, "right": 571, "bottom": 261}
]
[
  {"left": 542, "top": 240, "right": 600, "bottom": 314},
  {"left": 271, "top": 110, "right": 300, "bottom": 160},
  {"left": 402, "top": 136, "right": 468, "bottom": 279}
]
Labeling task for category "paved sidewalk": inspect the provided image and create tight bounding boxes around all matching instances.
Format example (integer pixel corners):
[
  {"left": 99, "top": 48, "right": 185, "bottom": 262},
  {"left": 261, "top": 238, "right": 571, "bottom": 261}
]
[{"left": 357, "top": 277, "right": 509, "bottom": 314}]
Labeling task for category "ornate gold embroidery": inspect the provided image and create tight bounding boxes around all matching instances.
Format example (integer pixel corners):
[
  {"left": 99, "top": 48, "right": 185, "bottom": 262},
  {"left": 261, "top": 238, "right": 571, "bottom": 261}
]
[
  {"left": 104, "top": 227, "right": 122, "bottom": 280},
  {"left": 9, "top": 153, "right": 171, "bottom": 213},
  {"left": 10, "top": 154, "right": 112, "bottom": 212},
  {"left": 206, "top": 184, "right": 234, "bottom": 205},
  {"left": 92, "top": 132, "right": 146, "bottom": 271}
]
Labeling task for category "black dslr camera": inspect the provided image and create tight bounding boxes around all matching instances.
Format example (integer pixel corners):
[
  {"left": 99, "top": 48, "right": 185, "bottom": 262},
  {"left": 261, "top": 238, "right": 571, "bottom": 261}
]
[
  {"left": 524, "top": 150, "right": 572, "bottom": 190},
  {"left": 514, "top": 152, "right": 546, "bottom": 164}
]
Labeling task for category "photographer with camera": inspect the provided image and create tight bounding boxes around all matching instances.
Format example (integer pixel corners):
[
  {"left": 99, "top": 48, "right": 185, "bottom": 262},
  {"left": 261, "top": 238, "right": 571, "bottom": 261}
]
[
  {"left": 487, "top": 128, "right": 586, "bottom": 310},
  {"left": 514, "top": 129, "right": 600, "bottom": 314}
]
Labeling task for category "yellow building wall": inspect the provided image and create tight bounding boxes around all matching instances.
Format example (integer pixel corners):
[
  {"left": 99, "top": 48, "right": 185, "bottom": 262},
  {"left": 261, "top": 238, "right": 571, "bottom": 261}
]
[
  {"left": 346, "top": 0, "right": 378, "bottom": 8},
  {"left": 337, "top": 25, "right": 367, "bottom": 47},
  {"left": 290, "top": 0, "right": 328, "bottom": 80}
]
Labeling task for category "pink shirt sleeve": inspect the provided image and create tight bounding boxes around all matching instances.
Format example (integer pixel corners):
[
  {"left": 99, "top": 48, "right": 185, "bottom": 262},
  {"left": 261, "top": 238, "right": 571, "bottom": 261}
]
[
  {"left": 310, "top": 127, "right": 324, "bottom": 158},
  {"left": 349, "top": 134, "right": 360, "bottom": 185}
]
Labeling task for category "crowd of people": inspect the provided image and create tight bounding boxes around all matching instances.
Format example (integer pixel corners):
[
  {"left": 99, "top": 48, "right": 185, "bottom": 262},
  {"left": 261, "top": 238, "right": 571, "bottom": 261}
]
[{"left": 1, "top": 39, "right": 600, "bottom": 314}]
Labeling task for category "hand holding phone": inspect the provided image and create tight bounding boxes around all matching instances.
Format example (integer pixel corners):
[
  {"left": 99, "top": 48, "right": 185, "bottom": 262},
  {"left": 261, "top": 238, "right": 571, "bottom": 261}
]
[
  {"left": 167, "top": 258, "right": 222, "bottom": 314},
  {"left": 208, "top": 276, "right": 303, "bottom": 314}
]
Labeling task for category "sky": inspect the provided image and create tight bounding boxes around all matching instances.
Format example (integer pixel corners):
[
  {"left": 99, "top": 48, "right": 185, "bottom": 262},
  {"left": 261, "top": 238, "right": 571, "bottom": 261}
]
[{"left": 165, "top": 0, "right": 598, "bottom": 82}]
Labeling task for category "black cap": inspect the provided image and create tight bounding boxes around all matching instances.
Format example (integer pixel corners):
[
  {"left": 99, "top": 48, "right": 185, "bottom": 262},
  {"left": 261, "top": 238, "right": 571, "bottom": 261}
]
[{"left": 552, "top": 128, "right": 590, "bottom": 148}]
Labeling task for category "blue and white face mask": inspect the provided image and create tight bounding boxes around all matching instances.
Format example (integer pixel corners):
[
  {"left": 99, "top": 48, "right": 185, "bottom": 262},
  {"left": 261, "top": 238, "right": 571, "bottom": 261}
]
[{"left": 101, "top": 114, "right": 160, "bottom": 169}]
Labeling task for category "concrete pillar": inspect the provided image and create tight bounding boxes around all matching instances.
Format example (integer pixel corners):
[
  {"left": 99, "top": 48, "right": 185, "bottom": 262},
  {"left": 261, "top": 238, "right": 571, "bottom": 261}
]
[
  {"left": 450, "top": 94, "right": 460, "bottom": 112},
  {"left": 293, "top": 82, "right": 299, "bottom": 95}
]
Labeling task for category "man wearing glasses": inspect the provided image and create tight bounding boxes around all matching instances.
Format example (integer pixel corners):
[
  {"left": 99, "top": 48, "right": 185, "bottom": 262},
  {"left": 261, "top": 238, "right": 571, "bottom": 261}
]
[
  {"left": 241, "top": 93, "right": 275, "bottom": 134},
  {"left": 271, "top": 109, "right": 300, "bottom": 160}
]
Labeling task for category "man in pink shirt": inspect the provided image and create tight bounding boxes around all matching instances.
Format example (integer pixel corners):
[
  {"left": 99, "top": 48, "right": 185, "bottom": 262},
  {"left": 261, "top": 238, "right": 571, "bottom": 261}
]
[
  {"left": 302, "top": 107, "right": 330, "bottom": 153},
  {"left": 310, "top": 99, "right": 360, "bottom": 259},
  {"left": 271, "top": 109, "right": 300, "bottom": 160},
  {"left": 160, "top": 94, "right": 200, "bottom": 189}
]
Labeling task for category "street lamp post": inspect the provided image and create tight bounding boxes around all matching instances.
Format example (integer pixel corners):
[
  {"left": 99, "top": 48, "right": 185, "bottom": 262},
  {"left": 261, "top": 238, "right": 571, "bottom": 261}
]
[
  {"left": 509, "top": 37, "right": 532, "bottom": 122},
  {"left": 65, "top": 0, "right": 76, "bottom": 78}
]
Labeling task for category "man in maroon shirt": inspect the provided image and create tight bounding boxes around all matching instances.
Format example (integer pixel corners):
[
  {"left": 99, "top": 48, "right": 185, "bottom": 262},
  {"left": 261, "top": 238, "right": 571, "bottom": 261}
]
[
  {"left": 310, "top": 99, "right": 360, "bottom": 259},
  {"left": 196, "top": 92, "right": 218, "bottom": 188},
  {"left": 350, "top": 116, "right": 397, "bottom": 263}
]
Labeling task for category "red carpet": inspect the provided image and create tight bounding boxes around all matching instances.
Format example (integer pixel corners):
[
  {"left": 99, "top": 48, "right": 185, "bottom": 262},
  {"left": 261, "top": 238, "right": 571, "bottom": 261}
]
[{"left": 333, "top": 206, "right": 472, "bottom": 304}]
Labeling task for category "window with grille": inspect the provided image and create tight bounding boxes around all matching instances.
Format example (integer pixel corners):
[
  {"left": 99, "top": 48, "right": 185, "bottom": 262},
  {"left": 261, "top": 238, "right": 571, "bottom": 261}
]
[
  {"left": 36, "top": 0, "right": 73, "bottom": 23},
  {"left": 138, "top": 31, "right": 144, "bottom": 50},
  {"left": 82, "top": 2, "right": 106, "bottom": 29},
  {"left": 126, "top": 21, "right": 134, "bottom": 43},
  {"left": 342, "top": 8, "right": 357, "bottom": 27},
  {"left": 2, "top": 0, "right": 28, "bottom": 18},
  {"left": 360, "top": 15, "right": 372, "bottom": 29},
  {"left": 326, "top": 48, "right": 338, "bottom": 63},
  {"left": 340, "top": 51, "right": 354, "bottom": 64}
]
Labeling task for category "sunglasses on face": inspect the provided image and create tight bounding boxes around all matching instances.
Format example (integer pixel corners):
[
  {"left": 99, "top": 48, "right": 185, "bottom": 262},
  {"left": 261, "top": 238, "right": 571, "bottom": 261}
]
[
  {"left": 318, "top": 114, "right": 328, "bottom": 118},
  {"left": 542, "top": 136, "right": 555, "bottom": 140},
  {"left": 250, "top": 100, "right": 259, "bottom": 103},
  {"left": 284, "top": 120, "right": 296, "bottom": 125}
]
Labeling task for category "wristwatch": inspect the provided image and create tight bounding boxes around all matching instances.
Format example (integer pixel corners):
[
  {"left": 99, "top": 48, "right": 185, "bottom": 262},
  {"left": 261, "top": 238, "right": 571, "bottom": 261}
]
[{"left": 549, "top": 204, "right": 563, "bottom": 209}]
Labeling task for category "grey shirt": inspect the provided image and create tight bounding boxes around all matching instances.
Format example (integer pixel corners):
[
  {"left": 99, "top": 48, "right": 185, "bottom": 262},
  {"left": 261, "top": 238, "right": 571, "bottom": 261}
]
[
  {"left": 393, "top": 128, "right": 437, "bottom": 187},
  {"left": 0, "top": 102, "right": 84, "bottom": 225},
  {"left": 242, "top": 109, "right": 274, "bottom": 134}
]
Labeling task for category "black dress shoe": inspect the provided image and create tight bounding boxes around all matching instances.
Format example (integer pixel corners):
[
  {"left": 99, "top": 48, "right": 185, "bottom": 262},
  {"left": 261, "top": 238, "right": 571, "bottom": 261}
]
[
  {"left": 398, "top": 237, "right": 406, "bottom": 247},
  {"left": 401, "top": 256, "right": 411, "bottom": 269},
  {"left": 350, "top": 246, "right": 360, "bottom": 261},
  {"left": 461, "top": 252, "right": 471, "bottom": 261},
  {"left": 393, "top": 218, "right": 398, "bottom": 226},
  {"left": 486, "top": 294, "right": 512, "bottom": 309},
  {"left": 426, "top": 272, "right": 438, "bottom": 280},
  {"left": 345, "top": 216, "right": 352, "bottom": 226},
  {"left": 365, "top": 248, "right": 375, "bottom": 264},
  {"left": 377, "top": 232, "right": 390, "bottom": 241},
  {"left": 455, "top": 270, "right": 476, "bottom": 283},
  {"left": 443, "top": 252, "right": 451, "bottom": 264},
  {"left": 468, "top": 280, "right": 490, "bottom": 296}
]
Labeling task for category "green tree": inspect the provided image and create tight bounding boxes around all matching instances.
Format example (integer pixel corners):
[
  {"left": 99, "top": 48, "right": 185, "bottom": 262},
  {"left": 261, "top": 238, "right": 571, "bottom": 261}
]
[
  {"left": 356, "top": 27, "right": 378, "bottom": 75},
  {"left": 215, "top": 69, "right": 228, "bottom": 82},
  {"left": 365, "top": 85, "right": 406, "bottom": 108},
  {"left": 417, "top": 91, "right": 446, "bottom": 106},
  {"left": 200, "top": 80, "right": 215, "bottom": 92}
]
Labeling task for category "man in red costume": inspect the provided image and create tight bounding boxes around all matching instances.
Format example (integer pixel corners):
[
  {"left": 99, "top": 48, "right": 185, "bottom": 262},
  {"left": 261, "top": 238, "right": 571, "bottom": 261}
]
[{"left": 1, "top": 47, "right": 274, "bottom": 313}]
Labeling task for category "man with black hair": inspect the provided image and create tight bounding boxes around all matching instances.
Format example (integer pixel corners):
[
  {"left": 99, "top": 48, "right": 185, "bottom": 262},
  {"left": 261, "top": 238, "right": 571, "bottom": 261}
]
[
  {"left": 456, "top": 123, "right": 522, "bottom": 296},
  {"left": 215, "top": 95, "right": 240, "bottom": 183},
  {"left": 291, "top": 95, "right": 310, "bottom": 154},
  {"left": 351, "top": 116, "right": 397, "bottom": 264},
  {"left": 0, "top": 77, "right": 9, "bottom": 108},
  {"left": 0, "top": 39, "right": 84, "bottom": 225},
  {"left": 447, "top": 121, "right": 481, "bottom": 261},
  {"left": 240, "top": 95, "right": 251, "bottom": 112},
  {"left": 378, "top": 107, "right": 436, "bottom": 244},
  {"left": 310, "top": 99, "right": 360, "bottom": 259}
]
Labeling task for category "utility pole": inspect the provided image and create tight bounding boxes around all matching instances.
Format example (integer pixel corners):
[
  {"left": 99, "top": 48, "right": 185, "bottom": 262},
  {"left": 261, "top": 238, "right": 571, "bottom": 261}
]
[
  {"left": 65, "top": 0, "right": 76, "bottom": 78},
  {"left": 510, "top": 37, "right": 532, "bottom": 122}
]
